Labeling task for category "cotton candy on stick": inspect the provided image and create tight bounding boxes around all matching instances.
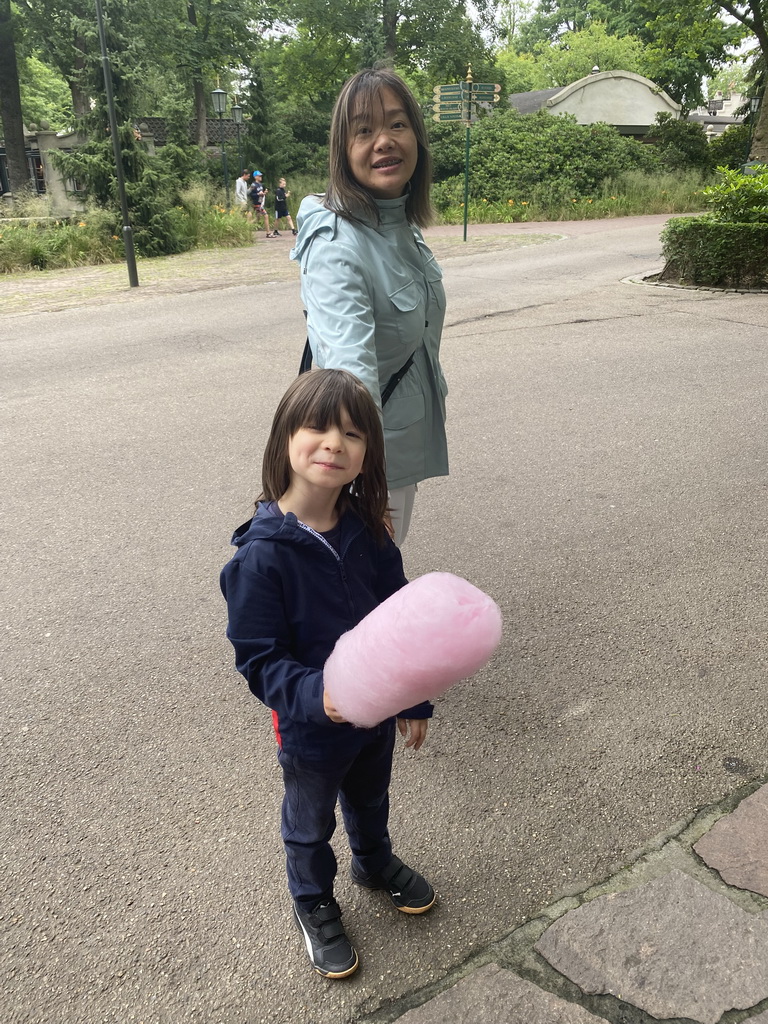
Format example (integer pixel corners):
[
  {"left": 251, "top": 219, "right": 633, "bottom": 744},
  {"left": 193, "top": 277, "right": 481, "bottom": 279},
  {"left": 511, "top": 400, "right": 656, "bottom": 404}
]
[{"left": 323, "top": 572, "right": 502, "bottom": 729}]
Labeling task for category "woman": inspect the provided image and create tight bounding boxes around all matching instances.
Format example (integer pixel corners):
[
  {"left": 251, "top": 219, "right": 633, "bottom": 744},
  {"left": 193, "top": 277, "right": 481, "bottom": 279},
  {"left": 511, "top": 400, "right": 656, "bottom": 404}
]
[{"left": 290, "top": 68, "right": 448, "bottom": 546}]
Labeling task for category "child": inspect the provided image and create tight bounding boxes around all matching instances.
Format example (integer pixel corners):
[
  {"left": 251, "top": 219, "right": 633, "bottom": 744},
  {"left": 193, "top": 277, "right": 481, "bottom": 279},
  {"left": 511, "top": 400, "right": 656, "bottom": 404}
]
[
  {"left": 249, "top": 170, "right": 277, "bottom": 238},
  {"left": 220, "top": 369, "right": 435, "bottom": 979},
  {"left": 272, "top": 177, "right": 297, "bottom": 235}
]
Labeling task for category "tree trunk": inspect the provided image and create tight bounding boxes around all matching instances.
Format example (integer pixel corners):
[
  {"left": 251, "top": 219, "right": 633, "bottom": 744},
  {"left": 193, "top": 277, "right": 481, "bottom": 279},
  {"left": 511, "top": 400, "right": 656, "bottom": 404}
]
[
  {"left": 749, "top": 80, "right": 768, "bottom": 162},
  {"left": 187, "top": 3, "right": 208, "bottom": 148},
  {"left": 382, "top": 0, "right": 398, "bottom": 62},
  {"left": 69, "top": 36, "right": 90, "bottom": 120},
  {"left": 0, "top": 0, "right": 32, "bottom": 193},
  {"left": 193, "top": 77, "right": 208, "bottom": 148}
]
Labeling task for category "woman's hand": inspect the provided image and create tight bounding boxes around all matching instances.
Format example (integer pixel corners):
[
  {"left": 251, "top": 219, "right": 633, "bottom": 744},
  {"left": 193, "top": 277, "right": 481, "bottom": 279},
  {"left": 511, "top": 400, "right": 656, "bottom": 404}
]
[
  {"left": 323, "top": 689, "right": 347, "bottom": 723},
  {"left": 397, "top": 717, "right": 428, "bottom": 751}
]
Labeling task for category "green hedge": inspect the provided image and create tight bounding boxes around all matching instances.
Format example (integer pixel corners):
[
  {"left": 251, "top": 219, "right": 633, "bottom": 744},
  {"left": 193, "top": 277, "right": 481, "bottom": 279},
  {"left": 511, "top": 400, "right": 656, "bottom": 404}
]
[{"left": 660, "top": 216, "right": 768, "bottom": 288}]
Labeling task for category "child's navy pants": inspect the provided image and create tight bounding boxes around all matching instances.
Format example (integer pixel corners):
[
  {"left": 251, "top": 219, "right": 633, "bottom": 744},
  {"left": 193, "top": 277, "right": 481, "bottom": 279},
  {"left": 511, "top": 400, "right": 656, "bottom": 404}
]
[{"left": 277, "top": 720, "right": 396, "bottom": 909}]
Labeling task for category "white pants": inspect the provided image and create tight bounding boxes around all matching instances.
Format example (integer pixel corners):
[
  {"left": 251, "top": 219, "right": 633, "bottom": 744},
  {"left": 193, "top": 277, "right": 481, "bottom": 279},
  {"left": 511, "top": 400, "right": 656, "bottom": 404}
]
[{"left": 388, "top": 484, "right": 417, "bottom": 548}]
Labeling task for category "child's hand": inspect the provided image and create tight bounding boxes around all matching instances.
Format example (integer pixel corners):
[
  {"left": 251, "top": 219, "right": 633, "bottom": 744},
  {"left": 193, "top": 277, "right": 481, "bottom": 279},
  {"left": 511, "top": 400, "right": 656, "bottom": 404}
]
[
  {"left": 323, "top": 689, "right": 347, "bottom": 723},
  {"left": 397, "top": 717, "right": 428, "bottom": 751}
]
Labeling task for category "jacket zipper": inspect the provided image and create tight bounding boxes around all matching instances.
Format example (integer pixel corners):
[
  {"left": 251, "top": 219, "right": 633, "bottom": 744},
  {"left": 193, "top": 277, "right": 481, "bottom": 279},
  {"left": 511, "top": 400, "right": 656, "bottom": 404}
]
[{"left": 296, "top": 521, "right": 355, "bottom": 616}]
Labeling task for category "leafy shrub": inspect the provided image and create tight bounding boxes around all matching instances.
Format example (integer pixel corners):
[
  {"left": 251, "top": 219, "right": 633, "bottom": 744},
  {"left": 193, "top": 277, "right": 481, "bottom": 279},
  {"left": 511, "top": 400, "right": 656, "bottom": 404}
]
[
  {"left": 648, "top": 113, "right": 712, "bottom": 173},
  {"left": 660, "top": 216, "right": 768, "bottom": 287},
  {"left": 0, "top": 215, "right": 122, "bottom": 272},
  {"left": 430, "top": 108, "right": 658, "bottom": 206},
  {"left": 702, "top": 166, "right": 768, "bottom": 223},
  {"left": 708, "top": 124, "right": 752, "bottom": 171},
  {"left": 0, "top": 193, "right": 254, "bottom": 273}
]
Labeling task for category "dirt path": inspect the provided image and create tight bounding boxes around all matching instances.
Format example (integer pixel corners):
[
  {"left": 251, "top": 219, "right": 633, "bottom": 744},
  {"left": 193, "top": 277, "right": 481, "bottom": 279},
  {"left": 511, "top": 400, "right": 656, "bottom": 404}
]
[{"left": 0, "top": 230, "right": 560, "bottom": 317}]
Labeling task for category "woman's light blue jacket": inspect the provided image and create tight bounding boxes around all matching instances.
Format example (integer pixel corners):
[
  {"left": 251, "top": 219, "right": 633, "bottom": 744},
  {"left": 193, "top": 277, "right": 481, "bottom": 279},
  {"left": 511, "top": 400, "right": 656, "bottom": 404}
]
[{"left": 290, "top": 194, "right": 449, "bottom": 490}]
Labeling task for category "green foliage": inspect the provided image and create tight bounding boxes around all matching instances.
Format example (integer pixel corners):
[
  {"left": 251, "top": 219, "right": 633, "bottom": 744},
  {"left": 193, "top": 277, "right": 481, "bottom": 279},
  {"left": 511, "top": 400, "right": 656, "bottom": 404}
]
[
  {"left": 0, "top": 190, "right": 254, "bottom": 272},
  {"left": 433, "top": 167, "right": 706, "bottom": 222},
  {"left": 649, "top": 112, "right": 712, "bottom": 172},
  {"left": 660, "top": 216, "right": 768, "bottom": 287},
  {"left": 0, "top": 207, "right": 123, "bottom": 272},
  {"left": 640, "top": 1, "right": 748, "bottom": 109},
  {"left": 18, "top": 54, "right": 72, "bottom": 131},
  {"left": 535, "top": 21, "right": 653, "bottom": 86},
  {"left": 495, "top": 49, "right": 552, "bottom": 93},
  {"left": 702, "top": 165, "right": 768, "bottom": 223},
  {"left": 431, "top": 108, "right": 657, "bottom": 205},
  {"left": 708, "top": 123, "right": 753, "bottom": 170},
  {"left": 660, "top": 163, "right": 768, "bottom": 287},
  {"left": 707, "top": 60, "right": 750, "bottom": 100}
]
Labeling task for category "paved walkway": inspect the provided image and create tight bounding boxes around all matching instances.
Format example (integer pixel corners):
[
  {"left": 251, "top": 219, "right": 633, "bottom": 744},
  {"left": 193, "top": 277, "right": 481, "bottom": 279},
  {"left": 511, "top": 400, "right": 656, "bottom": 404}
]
[
  {"left": 0, "top": 213, "right": 673, "bottom": 318},
  {"left": 0, "top": 227, "right": 561, "bottom": 317},
  {"left": 373, "top": 780, "right": 768, "bottom": 1024}
]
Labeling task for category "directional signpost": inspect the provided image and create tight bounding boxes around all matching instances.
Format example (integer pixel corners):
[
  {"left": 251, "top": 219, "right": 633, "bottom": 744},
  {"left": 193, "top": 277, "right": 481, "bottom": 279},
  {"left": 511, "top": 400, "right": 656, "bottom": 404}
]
[{"left": 432, "top": 69, "right": 501, "bottom": 241}]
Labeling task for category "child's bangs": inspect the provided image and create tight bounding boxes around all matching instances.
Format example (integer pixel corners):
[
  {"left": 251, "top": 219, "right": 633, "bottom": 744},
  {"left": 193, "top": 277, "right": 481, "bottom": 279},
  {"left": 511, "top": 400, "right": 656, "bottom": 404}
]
[{"left": 294, "top": 373, "right": 372, "bottom": 437}]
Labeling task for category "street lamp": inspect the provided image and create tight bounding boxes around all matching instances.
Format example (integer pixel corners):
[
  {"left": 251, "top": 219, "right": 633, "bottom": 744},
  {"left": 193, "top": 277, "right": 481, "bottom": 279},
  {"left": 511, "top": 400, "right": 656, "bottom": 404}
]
[
  {"left": 232, "top": 102, "right": 244, "bottom": 174},
  {"left": 94, "top": 0, "right": 138, "bottom": 286},
  {"left": 744, "top": 95, "right": 762, "bottom": 168},
  {"left": 211, "top": 87, "right": 230, "bottom": 206}
]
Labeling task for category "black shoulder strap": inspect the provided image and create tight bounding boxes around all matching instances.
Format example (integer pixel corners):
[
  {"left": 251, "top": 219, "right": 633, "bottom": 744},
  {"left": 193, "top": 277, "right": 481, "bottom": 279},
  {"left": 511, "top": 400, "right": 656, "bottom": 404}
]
[
  {"left": 299, "top": 337, "right": 313, "bottom": 375},
  {"left": 298, "top": 315, "right": 415, "bottom": 407},
  {"left": 380, "top": 352, "right": 415, "bottom": 406}
]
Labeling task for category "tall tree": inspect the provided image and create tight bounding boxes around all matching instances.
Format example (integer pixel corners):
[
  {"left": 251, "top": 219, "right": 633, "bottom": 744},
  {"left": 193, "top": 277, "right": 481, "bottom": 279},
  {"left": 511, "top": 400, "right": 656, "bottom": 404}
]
[
  {"left": 179, "top": 0, "right": 268, "bottom": 148},
  {"left": 514, "top": 0, "right": 745, "bottom": 107},
  {"left": 644, "top": 0, "right": 766, "bottom": 142},
  {"left": 0, "top": 0, "right": 32, "bottom": 192},
  {"left": 16, "top": 0, "right": 94, "bottom": 119},
  {"left": 274, "top": 0, "right": 495, "bottom": 104}
]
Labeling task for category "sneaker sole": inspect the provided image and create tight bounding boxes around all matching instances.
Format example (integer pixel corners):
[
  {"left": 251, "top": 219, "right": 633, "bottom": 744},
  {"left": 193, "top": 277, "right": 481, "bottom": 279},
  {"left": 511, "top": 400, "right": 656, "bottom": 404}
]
[
  {"left": 351, "top": 875, "right": 436, "bottom": 914},
  {"left": 293, "top": 907, "right": 359, "bottom": 978}
]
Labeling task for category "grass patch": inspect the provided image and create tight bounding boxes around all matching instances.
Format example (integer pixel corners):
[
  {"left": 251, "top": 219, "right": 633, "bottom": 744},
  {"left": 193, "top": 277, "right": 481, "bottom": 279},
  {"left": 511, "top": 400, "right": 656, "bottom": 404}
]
[{"left": 434, "top": 170, "right": 708, "bottom": 225}]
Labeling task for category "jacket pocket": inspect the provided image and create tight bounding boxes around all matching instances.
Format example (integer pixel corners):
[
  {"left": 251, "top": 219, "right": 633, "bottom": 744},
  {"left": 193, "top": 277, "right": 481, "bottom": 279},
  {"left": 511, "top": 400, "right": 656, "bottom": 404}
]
[
  {"left": 388, "top": 281, "right": 425, "bottom": 346},
  {"left": 384, "top": 393, "right": 426, "bottom": 482}
]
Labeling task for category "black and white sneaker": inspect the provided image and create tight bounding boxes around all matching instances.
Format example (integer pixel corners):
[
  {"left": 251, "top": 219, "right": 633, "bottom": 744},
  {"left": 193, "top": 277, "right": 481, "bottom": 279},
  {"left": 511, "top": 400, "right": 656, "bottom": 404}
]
[
  {"left": 293, "top": 899, "right": 359, "bottom": 978},
  {"left": 351, "top": 855, "right": 435, "bottom": 914}
]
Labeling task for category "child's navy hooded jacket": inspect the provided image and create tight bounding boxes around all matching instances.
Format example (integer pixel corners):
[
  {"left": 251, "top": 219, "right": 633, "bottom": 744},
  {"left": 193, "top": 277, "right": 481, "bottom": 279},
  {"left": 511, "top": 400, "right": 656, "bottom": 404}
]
[{"left": 220, "top": 503, "right": 433, "bottom": 759}]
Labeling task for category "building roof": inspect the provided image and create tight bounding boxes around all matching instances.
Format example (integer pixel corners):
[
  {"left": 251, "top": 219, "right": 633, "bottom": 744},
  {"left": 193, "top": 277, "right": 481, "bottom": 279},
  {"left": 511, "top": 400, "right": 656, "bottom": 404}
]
[{"left": 506, "top": 87, "right": 562, "bottom": 115}]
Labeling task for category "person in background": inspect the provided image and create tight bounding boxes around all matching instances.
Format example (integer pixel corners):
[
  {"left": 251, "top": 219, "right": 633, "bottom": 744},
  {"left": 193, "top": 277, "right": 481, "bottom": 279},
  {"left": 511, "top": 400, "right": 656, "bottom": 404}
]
[
  {"left": 273, "top": 177, "right": 297, "bottom": 236},
  {"left": 235, "top": 169, "right": 252, "bottom": 220},
  {"left": 290, "top": 68, "right": 448, "bottom": 547},
  {"left": 250, "top": 171, "right": 277, "bottom": 238}
]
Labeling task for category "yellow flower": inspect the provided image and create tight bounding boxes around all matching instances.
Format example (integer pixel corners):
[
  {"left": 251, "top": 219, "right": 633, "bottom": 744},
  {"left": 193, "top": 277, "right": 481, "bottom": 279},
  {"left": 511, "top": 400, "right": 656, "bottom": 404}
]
[
  {"left": 610, "top": 196, "right": 617, "bottom": 200},
  {"left": 572, "top": 199, "right": 578, "bottom": 202},
  {"left": 481, "top": 198, "right": 487, "bottom": 203},
  {"left": 587, "top": 199, "right": 593, "bottom": 203},
  {"left": 112, "top": 235, "right": 119, "bottom": 240},
  {"left": 78, "top": 221, "right": 86, "bottom": 227},
  {"left": 508, "top": 199, "right": 514, "bottom": 205},
  {"left": 521, "top": 201, "right": 528, "bottom": 206}
]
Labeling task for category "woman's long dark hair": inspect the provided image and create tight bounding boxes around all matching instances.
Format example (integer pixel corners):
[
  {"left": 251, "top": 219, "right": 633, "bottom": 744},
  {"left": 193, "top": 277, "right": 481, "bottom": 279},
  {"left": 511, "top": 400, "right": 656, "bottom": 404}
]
[
  {"left": 259, "top": 369, "right": 390, "bottom": 544},
  {"left": 324, "top": 67, "right": 434, "bottom": 229}
]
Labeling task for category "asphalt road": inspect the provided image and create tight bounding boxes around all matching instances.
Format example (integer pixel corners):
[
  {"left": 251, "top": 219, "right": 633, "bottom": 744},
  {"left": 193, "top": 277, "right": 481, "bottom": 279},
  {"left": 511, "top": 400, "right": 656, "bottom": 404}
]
[{"left": 2, "top": 216, "right": 768, "bottom": 1024}]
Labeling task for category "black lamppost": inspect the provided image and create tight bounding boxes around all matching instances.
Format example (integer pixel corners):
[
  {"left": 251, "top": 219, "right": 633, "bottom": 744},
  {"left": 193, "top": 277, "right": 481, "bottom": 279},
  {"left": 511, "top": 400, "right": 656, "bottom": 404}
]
[
  {"left": 94, "top": 0, "right": 139, "bottom": 286},
  {"left": 211, "top": 87, "right": 230, "bottom": 206},
  {"left": 232, "top": 103, "right": 244, "bottom": 174},
  {"left": 744, "top": 95, "right": 761, "bottom": 168}
]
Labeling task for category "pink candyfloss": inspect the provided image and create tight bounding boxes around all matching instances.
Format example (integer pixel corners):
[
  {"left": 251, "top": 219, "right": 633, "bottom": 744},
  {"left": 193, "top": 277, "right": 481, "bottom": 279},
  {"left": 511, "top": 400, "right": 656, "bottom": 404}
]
[{"left": 323, "top": 572, "right": 503, "bottom": 729}]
